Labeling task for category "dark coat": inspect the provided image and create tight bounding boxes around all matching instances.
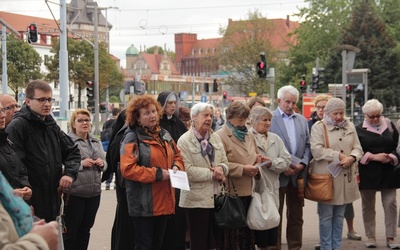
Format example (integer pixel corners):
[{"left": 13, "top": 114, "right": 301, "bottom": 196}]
[
  {"left": 0, "top": 130, "right": 31, "bottom": 190},
  {"left": 307, "top": 111, "right": 320, "bottom": 132},
  {"left": 157, "top": 91, "right": 188, "bottom": 249},
  {"left": 356, "top": 121, "right": 400, "bottom": 190},
  {"left": 5, "top": 104, "right": 81, "bottom": 222}
]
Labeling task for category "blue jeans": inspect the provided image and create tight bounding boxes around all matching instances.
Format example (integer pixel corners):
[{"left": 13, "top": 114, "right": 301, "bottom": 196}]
[{"left": 318, "top": 203, "right": 346, "bottom": 250}]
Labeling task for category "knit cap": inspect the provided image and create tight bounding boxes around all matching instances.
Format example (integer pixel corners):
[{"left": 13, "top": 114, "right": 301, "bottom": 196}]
[{"left": 324, "top": 98, "right": 345, "bottom": 114}]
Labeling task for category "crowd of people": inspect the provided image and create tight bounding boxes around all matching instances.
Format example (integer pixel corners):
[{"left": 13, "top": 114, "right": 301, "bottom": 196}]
[{"left": 3, "top": 80, "right": 400, "bottom": 250}]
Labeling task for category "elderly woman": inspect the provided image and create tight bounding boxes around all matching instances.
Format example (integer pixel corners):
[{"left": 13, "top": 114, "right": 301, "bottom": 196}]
[
  {"left": 120, "top": 95, "right": 184, "bottom": 250},
  {"left": 310, "top": 98, "right": 363, "bottom": 250},
  {"left": 249, "top": 107, "right": 291, "bottom": 250},
  {"left": 177, "top": 102, "right": 229, "bottom": 250},
  {"left": 65, "top": 109, "right": 107, "bottom": 250},
  {"left": 355, "top": 99, "right": 400, "bottom": 249},
  {"left": 216, "top": 101, "right": 268, "bottom": 250}
]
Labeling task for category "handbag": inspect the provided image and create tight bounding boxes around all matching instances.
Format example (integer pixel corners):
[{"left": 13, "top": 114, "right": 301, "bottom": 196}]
[
  {"left": 247, "top": 170, "right": 280, "bottom": 230},
  {"left": 304, "top": 122, "right": 334, "bottom": 202},
  {"left": 214, "top": 177, "right": 247, "bottom": 230}
]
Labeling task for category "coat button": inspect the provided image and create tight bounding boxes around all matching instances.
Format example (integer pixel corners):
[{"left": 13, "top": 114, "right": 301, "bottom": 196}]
[
  {"left": 341, "top": 150, "right": 344, "bottom": 152},
  {"left": 339, "top": 138, "right": 342, "bottom": 141}
]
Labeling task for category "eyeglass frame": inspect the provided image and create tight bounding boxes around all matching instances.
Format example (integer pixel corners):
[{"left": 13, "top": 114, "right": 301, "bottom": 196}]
[
  {"left": 366, "top": 114, "right": 381, "bottom": 119},
  {"left": 30, "top": 97, "right": 55, "bottom": 104},
  {"left": 3, "top": 104, "right": 20, "bottom": 111},
  {"left": 75, "top": 119, "right": 91, "bottom": 124},
  {"left": 0, "top": 108, "right": 6, "bottom": 114}
]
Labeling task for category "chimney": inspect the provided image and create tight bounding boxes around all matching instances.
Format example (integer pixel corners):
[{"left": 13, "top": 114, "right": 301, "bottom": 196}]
[
  {"left": 154, "top": 46, "right": 158, "bottom": 55},
  {"left": 286, "top": 15, "right": 290, "bottom": 28}
]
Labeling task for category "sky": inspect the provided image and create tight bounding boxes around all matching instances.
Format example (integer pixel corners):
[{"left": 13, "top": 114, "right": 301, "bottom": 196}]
[{"left": 1, "top": 0, "right": 308, "bottom": 67}]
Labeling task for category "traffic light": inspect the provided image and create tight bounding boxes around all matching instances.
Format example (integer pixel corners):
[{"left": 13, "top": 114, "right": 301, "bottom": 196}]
[
  {"left": 223, "top": 91, "right": 227, "bottom": 100},
  {"left": 300, "top": 76, "right": 306, "bottom": 93},
  {"left": 69, "top": 94, "right": 74, "bottom": 103},
  {"left": 212, "top": 79, "right": 218, "bottom": 92},
  {"left": 256, "top": 61, "right": 267, "bottom": 79},
  {"left": 28, "top": 23, "right": 38, "bottom": 43},
  {"left": 204, "top": 83, "right": 209, "bottom": 93},
  {"left": 346, "top": 85, "right": 353, "bottom": 94},
  {"left": 317, "top": 68, "right": 324, "bottom": 85},
  {"left": 86, "top": 81, "right": 95, "bottom": 108},
  {"left": 256, "top": 53, "right": 267, "bottom": 79},
  {"left": 311, "top": 73, "right": 319, "bottom": 91}
]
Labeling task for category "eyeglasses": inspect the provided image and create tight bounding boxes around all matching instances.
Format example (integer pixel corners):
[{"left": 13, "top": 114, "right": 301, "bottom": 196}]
[
  {"left": 316, "top": 106, "right": 325, "bottom": 110},
  {"left": 4, "top": 104, "right": 20, "bottom": 111},
  {"left": 31, "top": 98, "right": 55, "bottom": 104},
  {"left": 366, "top": 114, "right": 381, "bottom": 119},
  {"left": 0, "top": 108, "right": 6, "bottom": 114},
  {"left": 75, "top": 119, "right": 91, "bottom": 124}
]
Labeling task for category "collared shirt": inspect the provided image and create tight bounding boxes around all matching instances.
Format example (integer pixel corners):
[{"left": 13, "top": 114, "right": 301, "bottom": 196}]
[{"left": 278, "top": 107, "right": 297, "bottom": 154}]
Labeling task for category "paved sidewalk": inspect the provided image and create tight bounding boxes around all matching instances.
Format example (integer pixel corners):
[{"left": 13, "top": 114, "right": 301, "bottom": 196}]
[{"left": 89, "top": 184, "right": 399, "bottom": 250}]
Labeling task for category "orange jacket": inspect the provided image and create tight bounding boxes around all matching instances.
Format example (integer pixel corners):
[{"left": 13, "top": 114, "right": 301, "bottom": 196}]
[{"left": 120, "top": 126, "right": 184, "bottom": 217}]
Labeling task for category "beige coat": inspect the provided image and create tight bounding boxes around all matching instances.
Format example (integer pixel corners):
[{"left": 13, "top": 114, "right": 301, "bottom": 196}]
[
  {"left": 310, "top": 120, "right": 363, "bottom": 205},
  {"left": 177, "top": 128, "right": 229, "bottom": 208},
  {"left": 216, "top": 124, "right": 259, "bottom": 197},
  {"left": 0, "top": 203, "right": 49, "bottom": 250},
  {"left": 250, "top": 128, "right": 291, "bottom": 207}
]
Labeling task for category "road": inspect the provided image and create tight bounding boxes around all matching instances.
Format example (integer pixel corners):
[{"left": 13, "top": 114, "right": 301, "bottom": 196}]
[{"left": 88, "top": 183, "right": 399, "bottom": 250}]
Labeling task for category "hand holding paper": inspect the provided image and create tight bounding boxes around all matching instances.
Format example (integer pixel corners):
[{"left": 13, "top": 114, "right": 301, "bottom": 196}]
[{"left": 168, "top": 169, "right": 190, "bottom": 191}]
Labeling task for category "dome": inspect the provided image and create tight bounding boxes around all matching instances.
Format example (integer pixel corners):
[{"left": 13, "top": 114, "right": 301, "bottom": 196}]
[{"left": 126, "top": 44, "right": 139, "bottom": 56}]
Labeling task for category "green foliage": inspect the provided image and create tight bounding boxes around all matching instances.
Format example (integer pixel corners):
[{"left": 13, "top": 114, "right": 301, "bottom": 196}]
[
  {"left": 277, "top": 0, "right": 355, "bottom": 91},
  {"left": 0, "top": 35, "right": 42, "bottom": 100},
  {"left": 45, "top": 39, "right": 123, "bottom": 108},
  {"left": 325, "top": 0, "right": 400, "bottom": 106},
  {"left": 213, "top": 10, "right": 278, "bottom": 97}
]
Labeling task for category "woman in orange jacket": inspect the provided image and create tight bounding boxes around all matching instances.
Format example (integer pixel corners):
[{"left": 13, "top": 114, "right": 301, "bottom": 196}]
[{"left": 120, "top": 95, "right": 184, "bottom": 250}]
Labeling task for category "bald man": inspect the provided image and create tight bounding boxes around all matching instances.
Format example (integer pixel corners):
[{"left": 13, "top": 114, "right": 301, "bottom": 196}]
[{"left": 0, "top": 94, "right": 19, "bottom": 127}]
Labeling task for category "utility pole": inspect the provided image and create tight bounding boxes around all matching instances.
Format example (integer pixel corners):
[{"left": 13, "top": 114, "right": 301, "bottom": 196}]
[
  {"left": 2, "top": 26, "right": 7, "bottom": 94},
  {"left": 93, "top": 4, "right": 100, "bottom": 135},
  {"left": 59, "top": 0, "right": 69, "bottom": 118}
]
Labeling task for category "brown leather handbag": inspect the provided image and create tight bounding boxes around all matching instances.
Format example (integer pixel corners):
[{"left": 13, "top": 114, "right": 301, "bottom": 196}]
[{"left": 304, "top": 122, "right": 333, "bottom": 202}]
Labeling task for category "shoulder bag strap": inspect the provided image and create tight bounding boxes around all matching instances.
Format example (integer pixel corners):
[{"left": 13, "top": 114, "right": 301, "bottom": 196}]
[{"left": 322, "top": 121, "right": 330, "bottom": 148}]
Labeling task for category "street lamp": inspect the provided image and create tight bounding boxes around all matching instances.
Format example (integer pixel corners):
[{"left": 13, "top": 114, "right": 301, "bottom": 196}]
[{"left": 338, "top": 45, "right": 360, "bottom": 104}]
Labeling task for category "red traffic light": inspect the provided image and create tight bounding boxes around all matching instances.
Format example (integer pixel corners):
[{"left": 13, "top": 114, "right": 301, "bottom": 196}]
[
  {"left": 29, "top": 24, "right": 36, "bottom": 31},
  {"left": 300, "top": 80, "right": 306, "bottom": 86},
  {"left": 222, "top": 91, "right": 227, "bottom": 100},
  {"left": 259, "top": 62, "right": 265, "bottom": 69}
]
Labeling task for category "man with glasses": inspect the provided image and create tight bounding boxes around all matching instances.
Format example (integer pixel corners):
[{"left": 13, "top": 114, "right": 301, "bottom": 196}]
[
  {"left": 0, "top": 94, "right": 20, "bottom": 127},
  {"left": 6, "top": 80, "right": 81, "bottom": 222}
]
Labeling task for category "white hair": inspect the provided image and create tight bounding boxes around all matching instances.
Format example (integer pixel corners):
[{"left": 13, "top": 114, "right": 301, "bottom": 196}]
[
  {"left": 190, "top": 103, "right": 214, "bottom": 120},
  {"left": 277, "top": 85, "right": 299, "bottom": 102}
]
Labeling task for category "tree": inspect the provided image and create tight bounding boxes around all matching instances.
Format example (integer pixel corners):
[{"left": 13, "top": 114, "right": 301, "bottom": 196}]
[
  {"left": 325, "top": 0, "right": 400, "bottom": 106},
  {"left": 45, "top": 38, "right": 123, "bottom": 108},
  {"left": 277, "top": 0, "right": 355, "bottom": 93},
  {"left": 211, "top": 10, "right": 278, "bottom": 97},
  {"left": 0, "top": 35, "right": 42, "bottom": 100}
]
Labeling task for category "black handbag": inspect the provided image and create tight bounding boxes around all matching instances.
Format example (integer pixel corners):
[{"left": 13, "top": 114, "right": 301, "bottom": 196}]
[{"left": 214, "top": 177, "right": 247, "bottom": 230}]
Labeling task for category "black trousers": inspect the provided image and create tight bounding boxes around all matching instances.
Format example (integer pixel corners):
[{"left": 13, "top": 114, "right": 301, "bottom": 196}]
[
  {"left": 133, "top": 215, "right": 168, "bottom": 250},
  {"left": 63, "top": 194, "right": 101, "bottom": 250}
]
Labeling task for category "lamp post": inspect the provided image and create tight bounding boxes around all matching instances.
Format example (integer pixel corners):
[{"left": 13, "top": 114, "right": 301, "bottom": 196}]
[
  {"left": 86, "top": 4, "right": 118, "bottom": 135},
  {"left": 338, "top": 45, "right": 360, "bottom": 104}
]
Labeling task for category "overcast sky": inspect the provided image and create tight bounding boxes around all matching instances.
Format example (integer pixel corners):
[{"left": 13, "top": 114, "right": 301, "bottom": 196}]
[{"left": 1, "top": 0, "right": 307, "bottom": 66}]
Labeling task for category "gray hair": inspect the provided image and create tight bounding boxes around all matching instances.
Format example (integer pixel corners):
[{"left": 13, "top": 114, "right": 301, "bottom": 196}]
[
  {"left": 277, "top": 85, "right": 299, "bottom": 103},
  {"left": 249, "top": 107, "right": 273, "bottom": 126},
  {"left": 362, "top": 99, "right": 383, "bottom": 115},
  {"left": 190, "top": 102, "right": 214, "bottom": 120}
]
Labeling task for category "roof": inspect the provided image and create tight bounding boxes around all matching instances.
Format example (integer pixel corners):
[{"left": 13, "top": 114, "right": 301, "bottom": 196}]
[
  {"left": 126, "top": 44, "right": 139, "bottom": 55},
  {"left": 225, "top": 17, "right": 300, "bottom": 51},
  {"left": 141, "top": 53, "right": 180, "bottom": 75},
  {"left": 0, "top": 11, "right": 60, "bottom": 36}
]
